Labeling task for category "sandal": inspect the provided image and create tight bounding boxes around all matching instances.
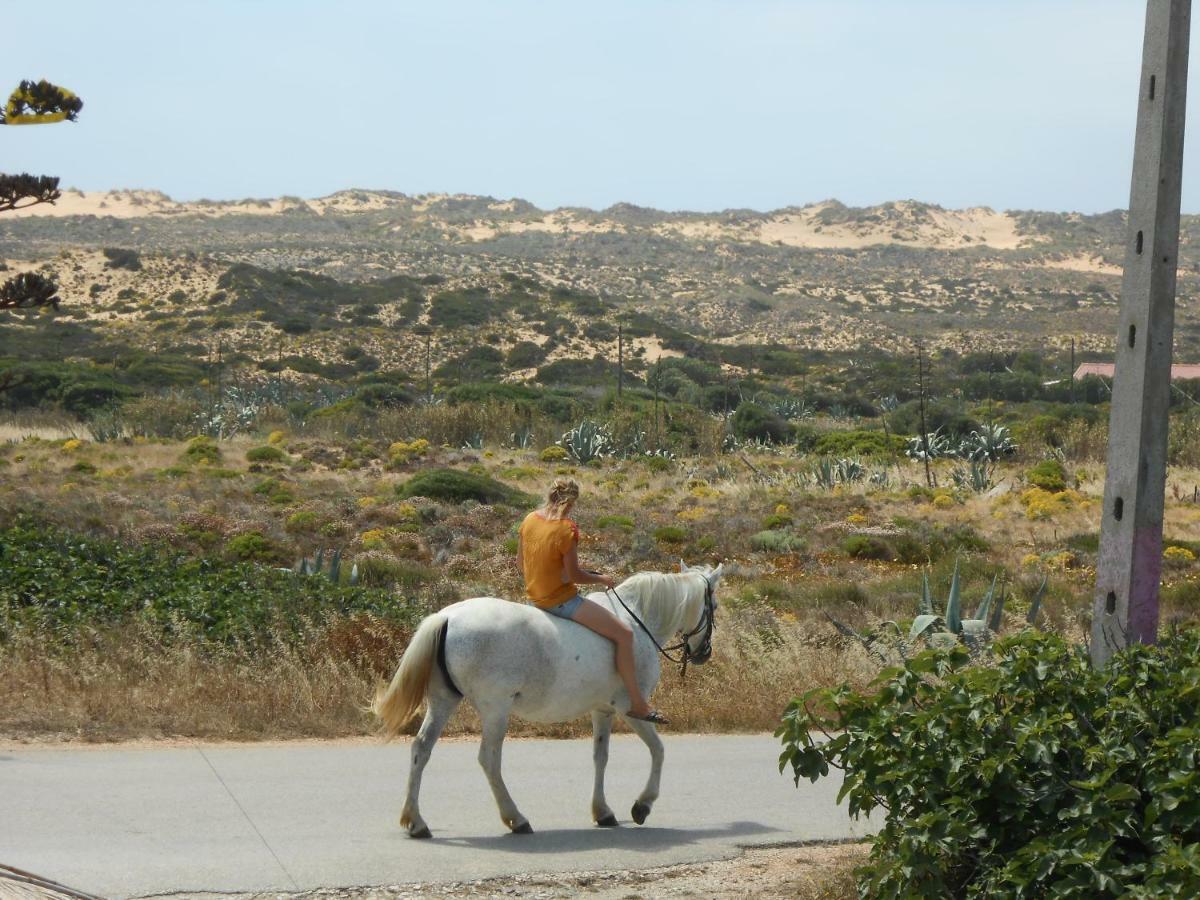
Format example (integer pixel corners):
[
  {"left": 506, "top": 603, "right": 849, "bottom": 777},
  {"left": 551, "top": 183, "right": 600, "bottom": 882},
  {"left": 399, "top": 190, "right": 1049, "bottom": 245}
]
[{"left": 627, "top": 709, "right": 670, "bottom": 726}]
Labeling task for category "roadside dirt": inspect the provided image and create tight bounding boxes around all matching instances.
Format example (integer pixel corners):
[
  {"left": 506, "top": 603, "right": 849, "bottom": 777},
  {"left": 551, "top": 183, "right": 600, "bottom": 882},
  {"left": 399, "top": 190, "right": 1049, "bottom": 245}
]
[{"left": 166, "top": 842, "right": 866, "bottom": 900}]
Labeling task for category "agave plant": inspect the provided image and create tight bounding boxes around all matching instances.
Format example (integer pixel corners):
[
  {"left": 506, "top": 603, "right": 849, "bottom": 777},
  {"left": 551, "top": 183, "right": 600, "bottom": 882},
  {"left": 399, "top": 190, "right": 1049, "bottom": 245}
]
[
  {"left": 770, "top": 396, "right": 814, "bottom": 421},
  {"left": 508, "top": 425, "right": 535, "bottom": 449},
  {"left": 833, "top": 457, "right": 865, "bottom": 484},
  {"left": 959, "top": 424, "right": 1017, "bottom": 462},
  {"left": 906, "top": 429, "right": 953, "bottom": 462},
  {"left": 811, "top": 458, "right": 837, "bottom": 490},
  {"left": 951, "top": 459, "right": 995, "bottom": 493},
  {"left": 294, "top": 547, "right": 359, "bottom": 586},
  {"left": 560, "top": 420, "right": 612, "bottom": 464},
  {"left": 911, "top": 562, "right": 1045, "bottom": 647}
]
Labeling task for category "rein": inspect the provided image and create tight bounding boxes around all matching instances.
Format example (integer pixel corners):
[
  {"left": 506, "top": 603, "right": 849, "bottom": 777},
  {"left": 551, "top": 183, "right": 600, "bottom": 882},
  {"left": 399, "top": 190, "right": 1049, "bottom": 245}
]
[{"left": 605, "top": 574, "right": 716, "bottom": 679}]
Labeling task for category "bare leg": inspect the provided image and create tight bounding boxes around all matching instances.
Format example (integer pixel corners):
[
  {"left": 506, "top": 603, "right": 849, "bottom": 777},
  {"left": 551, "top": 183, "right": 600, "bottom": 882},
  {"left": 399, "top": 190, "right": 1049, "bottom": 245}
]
[
  {"left": 590, "top": 710, "right": 618, "bottom": 826},
  {"left": 571, "top": 599, "right": 652, "bottom": 718},
  {"left": 400, "top": 688, "right": 460, "bottom": 838},
  {"left": 477, "top": 703, "right": 531, "bottom": 833},
  {"left": 622, "top": 714, "right": 664, "bottom": 825}
]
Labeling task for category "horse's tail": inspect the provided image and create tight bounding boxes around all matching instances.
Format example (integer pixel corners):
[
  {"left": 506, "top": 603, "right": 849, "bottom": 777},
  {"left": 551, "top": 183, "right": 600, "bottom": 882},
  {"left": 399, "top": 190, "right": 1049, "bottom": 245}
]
[{"left": 372, "top": 611, "right": 448, "bottom": 738}]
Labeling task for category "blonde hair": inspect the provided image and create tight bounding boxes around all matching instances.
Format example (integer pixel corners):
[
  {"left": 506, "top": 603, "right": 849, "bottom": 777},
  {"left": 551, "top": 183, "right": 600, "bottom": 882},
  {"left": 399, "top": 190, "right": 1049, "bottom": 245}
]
[{"left": 540, "top": 478, "right": 580, "bottom": 519}]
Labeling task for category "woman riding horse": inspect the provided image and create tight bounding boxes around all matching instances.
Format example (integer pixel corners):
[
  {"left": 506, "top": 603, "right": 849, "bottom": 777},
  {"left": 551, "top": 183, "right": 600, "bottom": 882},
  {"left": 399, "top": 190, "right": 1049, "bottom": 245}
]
[{"left": 517, "top": 478, "right": 668, "bottom": 725}]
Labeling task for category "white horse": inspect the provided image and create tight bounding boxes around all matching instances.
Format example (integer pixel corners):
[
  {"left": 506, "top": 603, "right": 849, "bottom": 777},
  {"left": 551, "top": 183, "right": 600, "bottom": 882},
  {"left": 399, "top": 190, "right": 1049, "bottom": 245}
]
[{"left": 372, "top": 561, "right": 723, "bottom": 838}]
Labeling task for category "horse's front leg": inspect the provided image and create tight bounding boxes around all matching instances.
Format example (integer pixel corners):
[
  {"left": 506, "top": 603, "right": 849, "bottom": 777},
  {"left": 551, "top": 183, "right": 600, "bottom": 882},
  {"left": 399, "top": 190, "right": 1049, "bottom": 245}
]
[
  {"left": 477, "top": 704, "right": 532, "bottom": 834},
  {"left": 590, "top": 709, "right": 618, "bottom": 827},
  {"left": 400, "top": 688, "right": 459, "bottom": 839},
  {"left": 622, "top": 715, "right": 664, "bottom": 825}
]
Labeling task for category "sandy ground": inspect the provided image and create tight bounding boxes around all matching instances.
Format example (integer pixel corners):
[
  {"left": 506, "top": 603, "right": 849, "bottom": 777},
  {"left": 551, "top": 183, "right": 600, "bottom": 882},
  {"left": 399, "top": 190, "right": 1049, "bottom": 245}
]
[{"left": 159, "top": 842, "right": 865, "bottom": 900}]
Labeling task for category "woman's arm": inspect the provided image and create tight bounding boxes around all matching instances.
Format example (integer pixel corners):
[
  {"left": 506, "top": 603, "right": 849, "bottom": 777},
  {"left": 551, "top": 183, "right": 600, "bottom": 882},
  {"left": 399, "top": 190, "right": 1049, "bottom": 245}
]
[
  {"left": 516, "top": 531, "right": 524, "bottom": 573},
  {"left": 563, "top": 542, "right": 615, "bottom": 590}
]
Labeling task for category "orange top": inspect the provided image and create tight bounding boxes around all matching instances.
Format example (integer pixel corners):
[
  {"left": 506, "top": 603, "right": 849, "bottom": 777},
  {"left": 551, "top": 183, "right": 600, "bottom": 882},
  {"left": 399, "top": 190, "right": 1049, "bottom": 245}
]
[{"left": 519, "top": 511, "right": 580, "bottom": 608}]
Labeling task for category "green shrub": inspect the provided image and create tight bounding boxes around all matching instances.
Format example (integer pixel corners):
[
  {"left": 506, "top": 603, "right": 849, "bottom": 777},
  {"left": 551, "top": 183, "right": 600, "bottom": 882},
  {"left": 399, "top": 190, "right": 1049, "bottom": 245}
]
[
  {"left": 596, "top": 514, "right": 635, "bottom": 531},
  {"left": 762, "top": 513, "right": 793, "bottom": 530},
  {"left": 652, "top": 525, "right": 688, "bottom": 544},
  {"left": 224, "top": 531, "right": 279, "bottom": 562},
  {"left": 812, "top": 429, "right": 906, "bottom": 458},
  {"left": 396, "top": 468, "right": 534, "bottom": 507},
  {"left": 251, "top": 477, "right": 295, "bottom": 505},
  {"left": 842, "top": 534, "right": 893, "bottom": 561},
  {"left": 0, "top": 518, "right": 415, "bottom": 643},
  {"left": 731, "top": 401, "right": 793, "bottom": 444},
  {"left": 182, "top": 436, "right": 221, "bottom": 465},
  {"left": 246, "top": 445, "right": 286, "bottom": 464},
  {"left": 779, "top": 629, "right": 1200, "bottom": 897},
  {"left": 102, "top": 247, "right": 142, "bottom": 271},
  {"left": 640, "top": 454, "right": 673, "bottom": 472},
  {"left": 285, "top": 510, "right": 321, "bottom": 532},
  {"left": 749, "top": 530, "right": 806, "bottom": 554},
  {"left": 505, "top": 341, "right": 547, "bottom": 369},
  {"left": 1027, "top": 458, "right": 1068, "bottom": 492}
]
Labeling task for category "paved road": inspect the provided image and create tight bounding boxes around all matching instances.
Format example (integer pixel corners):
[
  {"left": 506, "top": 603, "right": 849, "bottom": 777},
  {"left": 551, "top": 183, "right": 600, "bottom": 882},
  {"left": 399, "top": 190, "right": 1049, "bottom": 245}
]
[{"left": 1, "top": 735, "right": 871, "bottom": 899}]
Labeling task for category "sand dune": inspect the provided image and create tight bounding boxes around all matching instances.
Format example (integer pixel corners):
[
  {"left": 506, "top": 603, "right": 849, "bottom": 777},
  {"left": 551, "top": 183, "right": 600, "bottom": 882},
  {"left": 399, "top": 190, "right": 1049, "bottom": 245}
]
[{"left": 8, "top": 190, "right": 1032, "bottom": 251}]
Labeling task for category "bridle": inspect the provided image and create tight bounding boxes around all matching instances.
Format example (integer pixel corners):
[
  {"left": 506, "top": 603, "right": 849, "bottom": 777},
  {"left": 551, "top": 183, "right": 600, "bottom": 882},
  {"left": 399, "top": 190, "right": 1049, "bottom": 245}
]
[{"left": 606, "top": 572, "right": 717, "bottom": 679}]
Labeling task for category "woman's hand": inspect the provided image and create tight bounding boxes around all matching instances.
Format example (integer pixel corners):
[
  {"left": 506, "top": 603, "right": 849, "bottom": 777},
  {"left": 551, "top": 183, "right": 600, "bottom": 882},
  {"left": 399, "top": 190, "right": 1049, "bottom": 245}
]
[{"left": 597, "top": 573, "right": 616, "bottom": 591}]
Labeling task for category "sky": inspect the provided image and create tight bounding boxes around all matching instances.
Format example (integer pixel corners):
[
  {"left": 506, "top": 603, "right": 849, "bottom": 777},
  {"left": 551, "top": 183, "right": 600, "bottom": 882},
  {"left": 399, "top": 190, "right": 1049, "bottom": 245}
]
[{"left": 1, "top": 0, "right": 1192, "bottom": 213}]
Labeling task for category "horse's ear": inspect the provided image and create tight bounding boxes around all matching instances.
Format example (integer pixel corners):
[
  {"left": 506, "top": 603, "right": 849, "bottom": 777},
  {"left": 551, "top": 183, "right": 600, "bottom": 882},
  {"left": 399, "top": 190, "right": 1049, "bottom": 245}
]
[
  {"left": 711, "top": 562, "right": 724, "bottom": 581},
  {"left": 679, "top": 559, "right": 689, "bottom": 573}
]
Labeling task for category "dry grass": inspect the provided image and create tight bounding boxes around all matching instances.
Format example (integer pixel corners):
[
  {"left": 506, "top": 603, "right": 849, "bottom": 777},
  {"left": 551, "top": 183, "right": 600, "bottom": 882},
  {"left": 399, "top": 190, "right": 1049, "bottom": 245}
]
[{"left": 0, "top": 610, "right": 876, "bottom": 743}]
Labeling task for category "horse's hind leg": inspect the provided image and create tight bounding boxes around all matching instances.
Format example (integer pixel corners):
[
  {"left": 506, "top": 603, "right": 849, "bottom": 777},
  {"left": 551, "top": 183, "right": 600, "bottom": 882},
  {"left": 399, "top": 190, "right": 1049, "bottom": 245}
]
[
  {"left": 622, "top": 715, "right": 664, "bottom": 825},
  {"left": 400, "top": 686, "right": 459, "bottom": 839},
  {"left": 477, "top": 704, "right": 531, "bottom": 834},
  {"left": 591, "top": 710, "right": 618, "bottom": 827}
]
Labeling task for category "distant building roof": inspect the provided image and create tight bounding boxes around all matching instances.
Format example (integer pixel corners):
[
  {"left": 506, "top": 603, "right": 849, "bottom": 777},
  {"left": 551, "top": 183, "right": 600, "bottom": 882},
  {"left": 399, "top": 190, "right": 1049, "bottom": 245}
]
[{"left": 1074, "top": 363, "right": 1200, "bottom": 381}]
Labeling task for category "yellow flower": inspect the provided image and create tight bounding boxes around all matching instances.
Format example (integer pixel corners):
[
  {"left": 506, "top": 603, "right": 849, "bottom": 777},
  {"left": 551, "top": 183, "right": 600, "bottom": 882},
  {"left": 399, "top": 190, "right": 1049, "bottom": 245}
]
[
  {"left": 1021, "top": 553, "right": 1042, "bottom": 569},
  {"left": 267, "top": 430, "right": 286, "bottom": 445},
  {"left": 357, "top": 496, "right": 380, "bottom": 509},
  {"left": 61, "top": 438, "right": 83, "bottom": 452},
  {"left": 360, "top": 528, "right": 389, "bottom": 550},
  {"left": 846, "top": 513, "right": 868, "bottom": 525},
  {"left": 676, "top": 507, "right": 707, "bottom": 522},
  {"left": 1165, "top": 546, "right": 1196, "bottom": 562},
  {"left": 932, "top": 495, "right": 954, "bottom": 510},
  {"left": 775, "top": 503, "right": 790, "bottom": 515}
]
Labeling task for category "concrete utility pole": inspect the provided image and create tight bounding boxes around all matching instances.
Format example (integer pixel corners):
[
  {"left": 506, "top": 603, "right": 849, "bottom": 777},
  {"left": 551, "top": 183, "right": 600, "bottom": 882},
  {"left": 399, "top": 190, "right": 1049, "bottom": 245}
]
[{"left": 1092, "top": 0, "right": 1191, "bottom": 667}]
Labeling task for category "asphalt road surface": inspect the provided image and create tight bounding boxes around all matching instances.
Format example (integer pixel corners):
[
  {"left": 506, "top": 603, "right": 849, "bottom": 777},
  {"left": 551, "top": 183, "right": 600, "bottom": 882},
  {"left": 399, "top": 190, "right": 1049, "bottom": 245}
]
[{"left": 1, "top": 735, "right": 871, "bottom": 898}]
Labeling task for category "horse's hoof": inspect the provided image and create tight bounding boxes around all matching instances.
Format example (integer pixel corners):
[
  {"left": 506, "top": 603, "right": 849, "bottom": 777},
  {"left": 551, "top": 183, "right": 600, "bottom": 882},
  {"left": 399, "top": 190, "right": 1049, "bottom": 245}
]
[
  {"left": 631, "top": 802, "right": 651, "bottom": 825},
  {"left": 512, "top": 821, "right": 534, "bottom": 835},
  {"left": 409, "top": 826, "right": 432, "bottom": 839},
  {"left": 596, "top": 814, "right": 620, "bottom": 828}
]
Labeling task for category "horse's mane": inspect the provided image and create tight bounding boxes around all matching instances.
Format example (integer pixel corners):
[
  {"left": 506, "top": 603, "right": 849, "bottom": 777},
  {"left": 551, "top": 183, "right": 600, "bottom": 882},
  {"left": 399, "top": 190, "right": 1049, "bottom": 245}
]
[{"left": 615, "top": 571, "right": 706, "bottom": 639}]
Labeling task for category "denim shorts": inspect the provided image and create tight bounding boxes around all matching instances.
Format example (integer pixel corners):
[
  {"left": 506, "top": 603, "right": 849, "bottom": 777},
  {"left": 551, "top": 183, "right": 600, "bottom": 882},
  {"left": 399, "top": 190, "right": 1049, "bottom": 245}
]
[{"left": 544, "top": 593, "right": 585, "bottom": 620}]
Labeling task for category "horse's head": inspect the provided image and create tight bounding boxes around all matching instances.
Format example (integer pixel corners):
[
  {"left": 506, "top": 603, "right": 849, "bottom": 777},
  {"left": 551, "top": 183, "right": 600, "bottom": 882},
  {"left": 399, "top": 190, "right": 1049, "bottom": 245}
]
[{"left": 679, "top": 559, "right": 723, "bottom": 666}]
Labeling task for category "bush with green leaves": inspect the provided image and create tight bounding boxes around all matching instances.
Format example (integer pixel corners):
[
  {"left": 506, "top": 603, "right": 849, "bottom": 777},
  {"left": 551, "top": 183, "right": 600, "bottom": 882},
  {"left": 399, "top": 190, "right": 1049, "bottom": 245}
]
[
  {"left": 749, "top": 530, "right": 806, "bottom": 554},
  {"left": 246, "top": 444, "right": 286, "bottom": 464},
  {"left": 0, "top": 518, "right": 416, "bottom": 643},
  {"left": 731, "top": 401, "right": 793, "bottom": 444},
  {"left": 396, "top": 468, "right": 534, "bottom": 507},
  {"left": 1027, "top": 458, "right": 1069, "bottom": 492},
  {"left": 779, "top": 629, "right": 1200, "bottom": 897}
]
